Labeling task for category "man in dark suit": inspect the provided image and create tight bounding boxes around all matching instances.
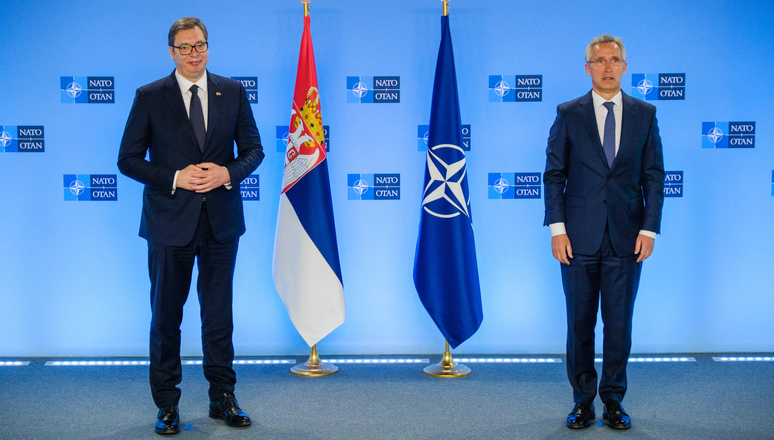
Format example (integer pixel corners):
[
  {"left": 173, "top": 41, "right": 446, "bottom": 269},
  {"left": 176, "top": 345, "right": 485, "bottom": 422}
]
[
  {"left": 543, "top": 34, "right": 664, "bottom": 430},
  {"left": 117, "top": 17, "right": 264, "bottom": 435}
]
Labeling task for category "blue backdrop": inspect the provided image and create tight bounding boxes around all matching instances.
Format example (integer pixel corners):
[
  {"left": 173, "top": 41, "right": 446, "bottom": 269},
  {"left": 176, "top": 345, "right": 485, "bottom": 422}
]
[{"left": 1, "top": 0, "right": 772, "bottom": 357}]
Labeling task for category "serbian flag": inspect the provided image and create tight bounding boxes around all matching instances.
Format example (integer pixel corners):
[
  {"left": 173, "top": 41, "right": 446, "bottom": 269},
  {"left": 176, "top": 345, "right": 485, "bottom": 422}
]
[
  {"left": 413, "top": 14, "right": 482, "bottom": 349},
  {"left": 272, "top": 15, "right": 345, "bottom": 347}
]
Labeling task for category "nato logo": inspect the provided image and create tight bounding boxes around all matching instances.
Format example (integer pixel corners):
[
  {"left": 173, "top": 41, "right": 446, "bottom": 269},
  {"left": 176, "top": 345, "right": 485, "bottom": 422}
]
[
  {"left": 664, "top": 171, "right": 683, "bottom": 197},
  {"left": 348, "top": 174, "right": 400, "bottom": 200},
  {"left": 60, "top": 76, "right": 114, "bottom": 103},
  {"left": 417, "top": 124, "right": 471, "bottom": 151},
  {"left": 0, "top": 125, "right": 44, "bottom": 153},
  {"left": 64, "top": 174, "right": 117, "bottom": 201},
  {"left": 347, "top": 76, "right": 400, "bottom": 103},
  {"left": 240, "top": 174, "right": 259, "bottom": 201},
  {"left": 276, "top": 125, "right": 330, "bottom": 153},
  {"left": 702, "top": 122, "right": 755, "bottom": 148},
  {"left": 488, "top": 173, "right": 541, "bottom": 199},
  {"left": 489, "top": 75, "right": 542, "bottom": 102},
  {"left": 231, "top": 77, "right": 258, "bottom": 103},
  {"left": 631, "top": 74, "right": 685, "bottom": 100}
]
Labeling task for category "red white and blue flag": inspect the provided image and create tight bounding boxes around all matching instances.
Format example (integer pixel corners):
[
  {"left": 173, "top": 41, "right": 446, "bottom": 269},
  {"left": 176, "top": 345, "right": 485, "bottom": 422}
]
[{"left": 272, "top": 15, "right": 345, "bottom": 347}]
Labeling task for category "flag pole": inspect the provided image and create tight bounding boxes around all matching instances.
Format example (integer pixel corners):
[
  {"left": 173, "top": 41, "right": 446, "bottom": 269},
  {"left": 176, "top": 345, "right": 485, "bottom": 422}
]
[
  {"left": 291, "top": 344, "right": 339, "bottom": 377},
  {"left": 424, "top": 340, "right": 471, "bottom": 377},
  {"left": 421, "top": 0, "right": 472, "bottom": 379},
  {"left": 285, "top": 0, "right": 338, "bottom": 378}
]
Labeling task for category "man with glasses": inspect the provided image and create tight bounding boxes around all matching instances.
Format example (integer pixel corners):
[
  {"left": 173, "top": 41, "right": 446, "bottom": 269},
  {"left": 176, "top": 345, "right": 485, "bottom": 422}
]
[
  {"left": 118, "top": 16, "right": 264, "bottom": 435},
  {"left": 543, "top": 34, "right": 664, "bottom": 430}
]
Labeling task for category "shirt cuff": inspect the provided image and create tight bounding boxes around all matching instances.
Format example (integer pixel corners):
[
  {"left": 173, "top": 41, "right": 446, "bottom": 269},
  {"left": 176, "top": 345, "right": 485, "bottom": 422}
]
[
  {"left": 172, "top": 170, "right": 180, "bottom": 195},
  {"left": 549, "top": 222, "right": 566, "bottom": 237},
  {"left": 639, "top": 230, "right": 657, "bottom": 239},
  {"left": 224, "top": 182, "right": 232, "bottom": 190}
]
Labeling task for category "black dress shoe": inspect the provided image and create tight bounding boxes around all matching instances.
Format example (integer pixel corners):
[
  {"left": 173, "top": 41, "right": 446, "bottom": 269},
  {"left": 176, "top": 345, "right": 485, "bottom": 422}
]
[
  {"left": 155, "top": 405, "right": 180, "bottom": 435},
  {"left": 566, "top": 403, "right": 595, "bottom": 429},
  {"left": 603, "top": 401, "right": 632, "bottom": 429},
  {"left": 209, "top": 392, "right": 252, "bottom": 427}
]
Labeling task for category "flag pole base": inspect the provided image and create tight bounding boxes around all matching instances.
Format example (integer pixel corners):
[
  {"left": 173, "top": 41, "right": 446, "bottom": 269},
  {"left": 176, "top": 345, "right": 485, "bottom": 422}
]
[
  {"left": 291, "top": 345, "right": 338, "bottom": 377},
  {"left": 423, "top": 341, "right": 471, "bottom": 378}
]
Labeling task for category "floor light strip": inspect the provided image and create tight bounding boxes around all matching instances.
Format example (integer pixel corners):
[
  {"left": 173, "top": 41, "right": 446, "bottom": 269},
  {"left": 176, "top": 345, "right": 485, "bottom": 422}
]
[
  {"left": 713, "top": 356, "right": 774, "bottom": 362},
  {"left": 595, "top": 356, "right": 695, "bottom": 363}
]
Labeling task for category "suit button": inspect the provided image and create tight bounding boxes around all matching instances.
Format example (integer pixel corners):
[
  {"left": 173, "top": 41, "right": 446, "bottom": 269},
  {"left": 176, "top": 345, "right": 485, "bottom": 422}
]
[{"left": 603, "top": 200, "right": 607, "bottom": 204}]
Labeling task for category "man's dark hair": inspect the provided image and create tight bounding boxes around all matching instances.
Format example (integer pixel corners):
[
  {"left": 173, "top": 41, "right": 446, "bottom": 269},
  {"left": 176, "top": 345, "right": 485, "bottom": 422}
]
[{"left": 168, "top": 17, "right": 208, "bottom": 47}]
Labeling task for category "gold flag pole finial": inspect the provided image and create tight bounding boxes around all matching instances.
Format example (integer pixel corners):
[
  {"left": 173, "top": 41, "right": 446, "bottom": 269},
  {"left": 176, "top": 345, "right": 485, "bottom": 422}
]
[
  {"left": 302, "top": 0, "right": 310, "bottom": 17},
  {"left": 423, "top": 340, "right": 471, "bottom": 377},
  {"left": 442, "top": 0, "right": 449, "bottom": 16},
  {"left": 291, "top": 344, "right": 339, "bottom": 377}
]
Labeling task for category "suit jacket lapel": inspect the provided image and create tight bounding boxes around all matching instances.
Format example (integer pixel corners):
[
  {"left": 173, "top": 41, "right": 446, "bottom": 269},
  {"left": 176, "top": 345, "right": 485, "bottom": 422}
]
[
  {"left": 616, "top": 91, "right": 638, "bottom": 168},
  {"left": 204, "top": 73, "right": 222, "bottom": 152},
  {"left": 163, "top": 71, "right": 200, "bottom": 150},
  {"left": 579, "top": 91, "right": 610, "bottom": 167}
]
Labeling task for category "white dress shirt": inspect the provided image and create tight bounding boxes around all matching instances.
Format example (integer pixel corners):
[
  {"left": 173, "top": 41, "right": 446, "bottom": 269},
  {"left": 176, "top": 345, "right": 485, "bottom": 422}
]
[
  {"left": 172, "top": 71, "right": 223, "bottom": 193},
  {"left": 175, "top": 70, "right": 209, "bottom": 130},
  {"left": 592, "top": 90, "right": 622, "bottom": 157}
]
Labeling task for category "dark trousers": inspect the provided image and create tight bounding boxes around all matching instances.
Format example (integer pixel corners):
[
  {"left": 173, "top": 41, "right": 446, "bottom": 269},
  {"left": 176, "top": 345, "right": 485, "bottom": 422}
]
[
  {"left": 147, "top": 204, "right": 239, "bottom": 408},
  {"left": 561, "top": 227, "right": 642, "bottom": 405}
]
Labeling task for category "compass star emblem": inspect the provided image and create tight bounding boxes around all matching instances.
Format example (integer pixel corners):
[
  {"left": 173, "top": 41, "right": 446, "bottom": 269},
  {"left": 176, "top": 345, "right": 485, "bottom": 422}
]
[
  {"left": 493, "top": 178, "right": 509, "bottom": 195},
  {"left": 68, "top": 178, "right": 86, "bottom": 196},
  {"left": 351, "top": 81, "right": 368, "bottom": 99},
  {"left": 0, "top": 130, "right": 12, "bottom": 150},
  {"left": 353, "top": 179, "right": 369, "bottom": 196},
  {"left": 494, "top": 80, "right": 510, "bottom": 98},
  {"left": 66, "top": 82, "right": 83, "bottom": 98},
  {"left": 422, "top": 143, "right": 470, "bottom": 219},
  {"left": 707, "top": 126, "right": 723, "bottom": 144},
  {"left": 636, "top": 78, "right": 654, "bottom": 96}
]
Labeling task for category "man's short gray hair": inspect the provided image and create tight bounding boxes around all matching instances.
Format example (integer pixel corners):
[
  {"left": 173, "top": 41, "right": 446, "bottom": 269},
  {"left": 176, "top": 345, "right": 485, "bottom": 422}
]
[{"left": 585, "top": 34, "right": 626, "bottom": 62}]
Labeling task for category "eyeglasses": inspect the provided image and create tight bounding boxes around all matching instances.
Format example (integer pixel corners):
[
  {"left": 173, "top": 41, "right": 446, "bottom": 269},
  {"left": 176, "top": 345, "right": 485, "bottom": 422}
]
[
  {"left": 587, "top": 57, "right": 624, "bottom": 68},
  {"left": 171, "top": 42, "right": 208, "bottom": 55}
]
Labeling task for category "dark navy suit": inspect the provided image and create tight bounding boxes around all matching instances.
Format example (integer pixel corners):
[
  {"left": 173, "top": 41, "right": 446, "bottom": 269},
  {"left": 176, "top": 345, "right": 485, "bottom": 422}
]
[
  {"left": 118, "top": 71, "right": 263, "bottom": 407},
  {"left": 543, "top": 91, "right": 664, "bottom": 404}
]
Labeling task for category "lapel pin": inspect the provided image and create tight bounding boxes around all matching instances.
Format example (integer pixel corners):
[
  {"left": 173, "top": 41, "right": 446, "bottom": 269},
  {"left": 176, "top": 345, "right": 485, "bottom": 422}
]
[{"left": 216, "top": 92, "right": 221, "bottom": 96}]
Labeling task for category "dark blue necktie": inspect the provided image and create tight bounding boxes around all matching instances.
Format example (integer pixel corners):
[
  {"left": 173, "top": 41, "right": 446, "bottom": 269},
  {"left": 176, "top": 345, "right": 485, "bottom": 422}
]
[
  {"left": 189, "top": 85, "right": 205, "bottom": 151},
  {"left": 602, "top": 101, "right": 615, "bottom": 168}
]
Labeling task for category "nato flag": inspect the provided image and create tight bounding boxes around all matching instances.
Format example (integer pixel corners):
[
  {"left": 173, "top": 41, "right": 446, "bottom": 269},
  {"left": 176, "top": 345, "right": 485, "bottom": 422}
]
[{"left": 413, "top": 15, "right": 483, "bottom": 349}]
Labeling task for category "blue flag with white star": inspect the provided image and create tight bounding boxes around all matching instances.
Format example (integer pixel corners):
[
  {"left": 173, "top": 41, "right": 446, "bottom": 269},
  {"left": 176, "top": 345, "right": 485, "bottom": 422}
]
[{"left": 413, "top": 15, "right": 483, "bottom": 349}]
